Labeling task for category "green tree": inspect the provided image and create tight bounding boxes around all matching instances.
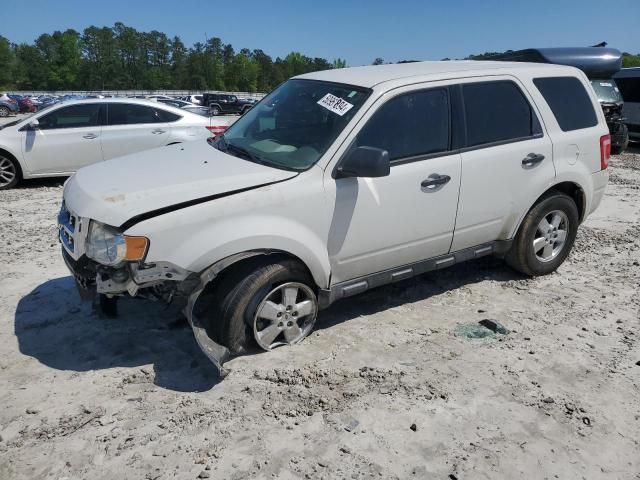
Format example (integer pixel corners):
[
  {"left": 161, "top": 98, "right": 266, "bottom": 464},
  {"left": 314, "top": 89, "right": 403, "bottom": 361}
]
[
  {"left": 622, "top": 52, "right": 640, "bottom": 68},
  {"left": 0, "top": 36, "right": 15, "bottom": 89}
]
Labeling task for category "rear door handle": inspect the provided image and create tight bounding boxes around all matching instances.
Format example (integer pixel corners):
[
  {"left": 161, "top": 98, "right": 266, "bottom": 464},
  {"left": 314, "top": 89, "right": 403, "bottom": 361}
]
[
  {"left": 82, "top": 133, "right": 98, "bottom": 140},
  {"left": 152, "top": 129, "right": 166, "bottom": 134},
  {"left": 421, "top": 174, "right": 451, "bottom": 190},
  {"left": 522, "top": 153, "right": 545, "bottom": 168}
]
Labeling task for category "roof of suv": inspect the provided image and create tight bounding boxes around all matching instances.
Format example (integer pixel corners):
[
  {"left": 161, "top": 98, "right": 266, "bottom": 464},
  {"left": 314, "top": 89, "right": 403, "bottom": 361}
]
[{"left": 295, "top": 60, "right": 576, "bottom": 89}]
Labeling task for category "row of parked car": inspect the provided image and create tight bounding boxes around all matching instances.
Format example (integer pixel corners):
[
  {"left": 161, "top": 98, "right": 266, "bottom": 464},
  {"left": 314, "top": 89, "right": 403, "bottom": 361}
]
[
  {"left": 0, "top": 92, "right": 260, "bottom": 118},
  {"left": 0, "top": 97, "right": 238, "bottom": 189}
]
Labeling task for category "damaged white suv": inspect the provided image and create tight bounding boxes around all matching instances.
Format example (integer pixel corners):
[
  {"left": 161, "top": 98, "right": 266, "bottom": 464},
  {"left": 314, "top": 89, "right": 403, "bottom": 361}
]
[{"left": 59, "top": 61, "right": 610, "bottom": 375}]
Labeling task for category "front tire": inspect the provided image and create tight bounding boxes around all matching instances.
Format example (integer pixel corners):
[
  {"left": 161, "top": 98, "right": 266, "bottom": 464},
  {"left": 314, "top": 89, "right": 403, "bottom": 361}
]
[
  {"left": 211, "top": 106, "right": 220, "bottom": 116},
  {"left": 0, "top": 106, "right": 10, "bottom": 117},
  {"left": 506, "top": 192, "right": 579, "bottom": 276},
  {"left": 196, "top": 258, "right": 318, "bottom": 355},
  {"left": 0, "top": 154, "right": 21, "bottom": 190}
]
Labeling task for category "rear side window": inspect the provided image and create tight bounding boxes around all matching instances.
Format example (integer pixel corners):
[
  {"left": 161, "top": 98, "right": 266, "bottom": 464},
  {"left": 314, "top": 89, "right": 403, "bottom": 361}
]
[
  {"left": 533, "top": 77, "right": 598, "bottom": 131},
  {"left": 156, "top": 108, "right": 181, "bottom": 122},
  {"left": 463, "top": 81, "right": 542, "bottom": 147},
  {"left": 356, "top": 88, "right": 450, "bottom": 161},
  {"left": 616, "top": 77, "right": 640, "bottom": 103},
  {"left": 107, "top": 104, "right": 178, "bottom": 125}
]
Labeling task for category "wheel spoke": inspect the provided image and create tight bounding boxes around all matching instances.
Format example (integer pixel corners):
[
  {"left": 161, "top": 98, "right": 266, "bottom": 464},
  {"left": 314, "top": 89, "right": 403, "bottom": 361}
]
[
  {"left": 258, "top": 300, "right": 283, "bottom": 321},
  {"left": 542, "top": 243, "right": 553, "bottom": 259},
  {"left": 257, "top": 323, "right": 281, "bottom": 346},
  {"left": 538, "top": 217, "right": 551, "bottom": 233},
  {"left": 284, "top": 323, "right": 303, "bottom": 343},
  {"left": 556, "top": 230, "right": 567, "bottom": 244},
  {"left": 283, "top": 286, "right": 298, "bottom": 307},
  {"left": 533, "top": 237, "right": 546, "bottom": 253},
  {"left": 295, "top": 300, "right": 314, "bottom": 318},
  {"left": 551, "top": 213, "right": 562, "bottom": 228}
]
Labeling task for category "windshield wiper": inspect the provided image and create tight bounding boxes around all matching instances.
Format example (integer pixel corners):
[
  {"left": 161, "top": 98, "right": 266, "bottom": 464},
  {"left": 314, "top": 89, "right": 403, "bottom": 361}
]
[{"left": 213, "top": 134, "right": 299, "bottom": 172}]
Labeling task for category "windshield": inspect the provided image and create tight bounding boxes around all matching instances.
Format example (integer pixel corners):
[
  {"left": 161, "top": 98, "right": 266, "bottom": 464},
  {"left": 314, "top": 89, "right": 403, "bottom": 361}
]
[
  {"left": 590, "top": 80, "right": 623, "bottom": 103},
  {"left": 218, "top": 79, "right": 371, "bottom": 171}
]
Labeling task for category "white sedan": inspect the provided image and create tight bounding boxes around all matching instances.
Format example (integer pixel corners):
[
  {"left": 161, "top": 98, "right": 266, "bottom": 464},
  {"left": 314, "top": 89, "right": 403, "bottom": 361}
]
[{"left": 0, "top": 98, "right": 234, "bottom": 189}]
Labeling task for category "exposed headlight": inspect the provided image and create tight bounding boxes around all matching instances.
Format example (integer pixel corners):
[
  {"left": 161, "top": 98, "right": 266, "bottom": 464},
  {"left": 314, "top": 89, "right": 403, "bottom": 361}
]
[{"left": 86, "top": 221, "right": 149, "bottom": 266}]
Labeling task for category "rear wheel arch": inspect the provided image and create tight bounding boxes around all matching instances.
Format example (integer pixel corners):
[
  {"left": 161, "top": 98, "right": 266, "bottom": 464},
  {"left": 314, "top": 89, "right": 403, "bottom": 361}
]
[{"left": 513, "top": 181, "right": 585, "bottom": 238}]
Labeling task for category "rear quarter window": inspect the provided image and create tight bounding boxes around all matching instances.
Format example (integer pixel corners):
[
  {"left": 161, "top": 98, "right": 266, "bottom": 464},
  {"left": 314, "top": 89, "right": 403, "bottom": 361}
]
[{"left": 533, "top": 77, "right": 599, "bottom": 131}]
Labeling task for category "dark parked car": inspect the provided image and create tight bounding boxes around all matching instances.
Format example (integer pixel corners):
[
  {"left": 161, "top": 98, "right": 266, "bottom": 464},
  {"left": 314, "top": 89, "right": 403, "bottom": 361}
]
[
  {"left": 0, "top": 94, "right": 19, "bottom": 117},
  {"left": 201, "top": 93, "right": 254, "bottom": 115},
  {"left": 7, "top": 95, "right": 37, "bottom": 113},
  {"left": 486, "top": 47, "right": 629, "bottom": 153}
]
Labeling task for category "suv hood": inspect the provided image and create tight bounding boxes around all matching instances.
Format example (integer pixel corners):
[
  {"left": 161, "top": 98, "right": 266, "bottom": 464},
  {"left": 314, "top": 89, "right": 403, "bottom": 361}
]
[{"left": 64, "top": 139, "right": 298, "bottom": 228}]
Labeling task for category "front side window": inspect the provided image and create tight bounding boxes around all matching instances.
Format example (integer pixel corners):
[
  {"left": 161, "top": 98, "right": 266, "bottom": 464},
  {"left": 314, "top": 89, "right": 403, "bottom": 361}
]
[
  {"left": 463, "top": 81, "right": 541, "bottom": 147},
  {"left": 613, "top": 77, "right": 640, "bottom": 103},
  {"left": 107, "top": 104, "right": 172, "bottom": 125},
  {"left": 533, "top": 77, "right": 599, "bottom": 132},
  {"left": 355, "top": 88, "right": 450, "bottom": 161},
  {"left": 38, "top": 104, "right": 101, "bottom": 130},
  {"left": 219, "top": 79, "right": 371, "bottom": 171}
]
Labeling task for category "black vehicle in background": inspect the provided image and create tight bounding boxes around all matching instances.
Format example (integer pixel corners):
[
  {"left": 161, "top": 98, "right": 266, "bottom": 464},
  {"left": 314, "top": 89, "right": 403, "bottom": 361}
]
[
  {"left": 487, "top": 47, "right": 629, "bottom": 154},
  {"left": 201, "top": 93, "right": 254, "bottom": 116}
]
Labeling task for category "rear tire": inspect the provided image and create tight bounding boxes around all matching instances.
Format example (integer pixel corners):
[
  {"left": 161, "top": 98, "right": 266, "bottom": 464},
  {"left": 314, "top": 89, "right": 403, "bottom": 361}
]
[
  {"left": 195, "top": 258, "right": 318, "bottom": 355},
  {"left": 506, "top": 192, "right": 579, "bottom": 276},
  {"left": 211, "top": 106, "right": 220, "bottom": 116},
  {"left": 0, "top": 106, "right": 9, "bottom": 117}
]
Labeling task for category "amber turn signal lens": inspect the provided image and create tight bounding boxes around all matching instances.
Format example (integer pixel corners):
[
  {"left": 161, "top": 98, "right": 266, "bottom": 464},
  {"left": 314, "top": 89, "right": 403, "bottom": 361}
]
[{"left": 124, "top": 236, "right": 149, "bottom": 261}]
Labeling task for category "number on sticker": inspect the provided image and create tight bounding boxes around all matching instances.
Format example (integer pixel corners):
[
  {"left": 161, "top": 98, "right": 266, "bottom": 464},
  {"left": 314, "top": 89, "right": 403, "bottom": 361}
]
[{"left": 317, "top": 93, "right": 354, "bottom": 116}]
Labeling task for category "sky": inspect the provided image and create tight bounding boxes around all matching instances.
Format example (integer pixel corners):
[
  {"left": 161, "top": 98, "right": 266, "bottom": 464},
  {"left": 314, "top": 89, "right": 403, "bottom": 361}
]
[{"left": 4, "top": 0, "right": 640, "bottom": 65}]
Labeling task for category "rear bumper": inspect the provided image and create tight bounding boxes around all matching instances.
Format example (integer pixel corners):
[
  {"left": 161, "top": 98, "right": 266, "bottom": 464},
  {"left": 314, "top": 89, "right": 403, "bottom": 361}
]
[{"left": 589, "top": 169, "right": 609, "bottom": 215}]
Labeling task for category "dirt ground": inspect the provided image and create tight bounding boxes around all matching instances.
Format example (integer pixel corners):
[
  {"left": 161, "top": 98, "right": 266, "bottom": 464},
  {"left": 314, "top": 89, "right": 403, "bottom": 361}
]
[{"left": 0, "top": 126, "right": 639, "bottom": 479}]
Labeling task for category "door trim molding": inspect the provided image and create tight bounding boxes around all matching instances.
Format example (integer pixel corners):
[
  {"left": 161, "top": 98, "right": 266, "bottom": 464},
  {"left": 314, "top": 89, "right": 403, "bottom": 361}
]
[{"left": 318, "top": 240, "right": 512, "bottom": 308}]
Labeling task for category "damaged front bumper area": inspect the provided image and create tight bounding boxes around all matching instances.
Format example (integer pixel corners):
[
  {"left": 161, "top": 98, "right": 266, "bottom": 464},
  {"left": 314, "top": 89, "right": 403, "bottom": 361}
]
[{"left": 58, "top": 202, "right": 240, "bottom": 378}]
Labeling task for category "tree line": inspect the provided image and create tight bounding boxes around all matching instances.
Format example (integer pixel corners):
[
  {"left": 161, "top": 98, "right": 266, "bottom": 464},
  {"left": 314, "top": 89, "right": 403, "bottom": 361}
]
[{"left": 0, "top": 22, "right": 347, "bottom": 92}]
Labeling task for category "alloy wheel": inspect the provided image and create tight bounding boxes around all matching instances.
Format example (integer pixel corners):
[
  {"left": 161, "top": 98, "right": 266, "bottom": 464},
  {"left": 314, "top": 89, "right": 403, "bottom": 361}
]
[
  {"left": 0, "top": 156, "right": 16, "bottom": 187},
  {"left": 253, "top": 282, "right": 318, "bottom": 350},
  {"left": 533, "top": 210, "right": 569, "bottom": 262}
]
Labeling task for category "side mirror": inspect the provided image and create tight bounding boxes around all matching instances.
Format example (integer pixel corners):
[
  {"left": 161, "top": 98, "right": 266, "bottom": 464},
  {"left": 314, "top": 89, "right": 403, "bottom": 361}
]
[
  {"left": 28, "top": 118, "right": 40, "bottom": 130},
  {"left": 335, "top": 146, "right": 390, "bottom": 179}
]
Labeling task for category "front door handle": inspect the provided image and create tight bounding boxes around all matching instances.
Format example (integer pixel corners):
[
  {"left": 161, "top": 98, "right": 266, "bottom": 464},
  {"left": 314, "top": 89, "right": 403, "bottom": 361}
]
[
  {"left": 522, "top": 153, "right": 545, "bottom": 168},
  {"left": 82, "top": 133, "right": 98, "bottom": 140},
  {"left": 152, "top": 129, "right": 166, "bottom": 135},
  {"left": 421, "top": 174, "right": 451, "bottom": 190}
]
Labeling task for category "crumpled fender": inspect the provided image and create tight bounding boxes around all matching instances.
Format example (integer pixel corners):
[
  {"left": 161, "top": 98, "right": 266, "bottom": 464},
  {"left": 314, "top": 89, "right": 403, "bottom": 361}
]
[{"left": 183, "top": 251, "right": 265, "bottom": 378}]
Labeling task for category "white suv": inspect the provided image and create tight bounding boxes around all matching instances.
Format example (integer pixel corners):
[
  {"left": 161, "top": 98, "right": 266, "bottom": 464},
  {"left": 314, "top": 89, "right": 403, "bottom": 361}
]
[{"left": 59, "top": 61, "right": 610, "bottom": 375}]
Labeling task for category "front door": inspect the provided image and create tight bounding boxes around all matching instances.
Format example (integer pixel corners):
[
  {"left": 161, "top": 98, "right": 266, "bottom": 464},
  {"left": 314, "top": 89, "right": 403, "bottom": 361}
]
[
  {"left": 325, "top": 86, "right": 462, "bottom": 284},
  {"left": 21, "top": 103, "right": 104, "bottom": 174},
  {"left": 101, "top": 103, "right": 171, "bottom": 161}
]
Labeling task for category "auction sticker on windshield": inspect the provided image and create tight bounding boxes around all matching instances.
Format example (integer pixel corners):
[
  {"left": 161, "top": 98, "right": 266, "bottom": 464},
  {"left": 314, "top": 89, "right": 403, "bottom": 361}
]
[{"left": 317, "top": 93, "right": 354, "bottom": 116}]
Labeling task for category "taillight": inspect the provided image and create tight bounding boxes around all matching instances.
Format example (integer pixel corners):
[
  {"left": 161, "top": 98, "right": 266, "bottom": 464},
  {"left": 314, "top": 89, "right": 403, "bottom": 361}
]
[
  {"left": 206, "top": 125, "right": 227, "bottom": 137},
  {"left": 600, "top": 134, "right": 611, "bottom": 170}
]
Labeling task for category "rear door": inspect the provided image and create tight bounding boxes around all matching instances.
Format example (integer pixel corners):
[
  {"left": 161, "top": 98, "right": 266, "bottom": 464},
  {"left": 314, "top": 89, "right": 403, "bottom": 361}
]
[
  {"left": 21, "top": 102, "right": 104, "bottom": 174},
  {"left": 616, "top": 75, "right": 640, "bottom": 138},
  {"left": 101, "top": 103, "right": 171, "bottom": 160},
  {"left": 450, "top": 77, "right": 554, "bottom": 251}
]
